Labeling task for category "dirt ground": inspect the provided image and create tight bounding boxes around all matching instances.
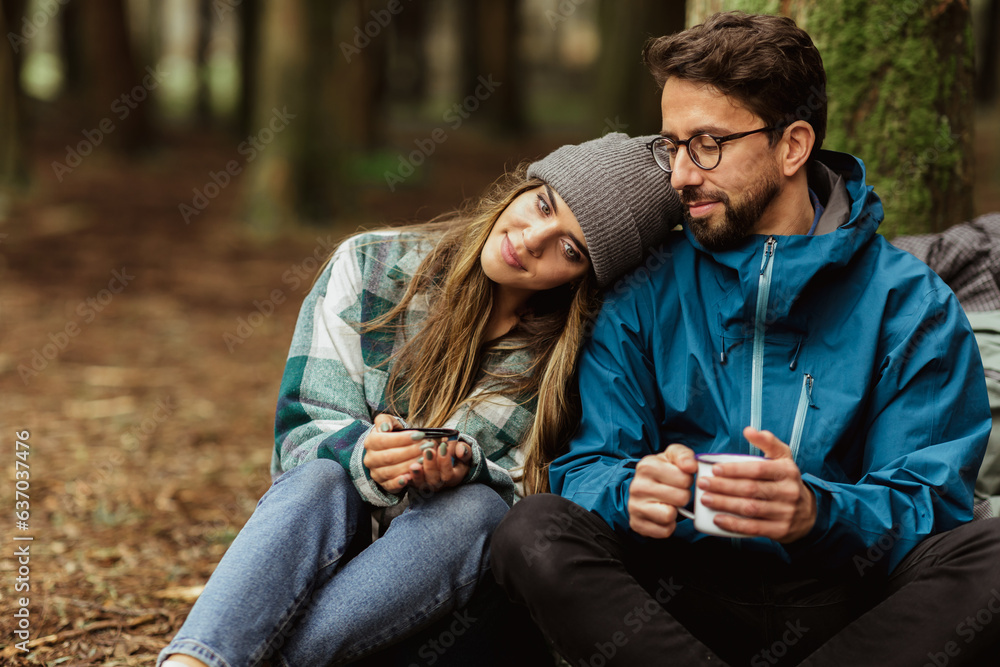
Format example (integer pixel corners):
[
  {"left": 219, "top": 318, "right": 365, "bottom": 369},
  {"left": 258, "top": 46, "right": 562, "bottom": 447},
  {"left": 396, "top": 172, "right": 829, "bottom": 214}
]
[{"left": 0, "top": 106, "right": 998, "bottom": 665}]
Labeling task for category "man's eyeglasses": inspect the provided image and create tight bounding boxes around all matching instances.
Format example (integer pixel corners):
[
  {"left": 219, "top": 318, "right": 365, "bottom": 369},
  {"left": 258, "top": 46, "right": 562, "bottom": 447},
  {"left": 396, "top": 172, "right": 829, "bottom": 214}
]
[{"left": 646, "top": 126, "right": 778, "bottom": 173}]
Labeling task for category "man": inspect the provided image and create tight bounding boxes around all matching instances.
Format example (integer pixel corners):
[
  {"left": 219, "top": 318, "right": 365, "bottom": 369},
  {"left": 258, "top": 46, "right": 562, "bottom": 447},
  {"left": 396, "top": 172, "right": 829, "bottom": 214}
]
[{"left": 491, "top": 12, "right": 1000, "bottom": 666}]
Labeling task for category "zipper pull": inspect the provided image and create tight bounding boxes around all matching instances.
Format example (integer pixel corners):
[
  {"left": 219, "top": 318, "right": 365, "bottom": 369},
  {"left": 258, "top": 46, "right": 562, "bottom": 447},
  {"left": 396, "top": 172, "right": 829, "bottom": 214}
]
[
  {"left": 759, "top": 236, "right": 776, "bottom": 275},
  {"left": 805, "top": 373, "right": 815, "bottom": 407}
]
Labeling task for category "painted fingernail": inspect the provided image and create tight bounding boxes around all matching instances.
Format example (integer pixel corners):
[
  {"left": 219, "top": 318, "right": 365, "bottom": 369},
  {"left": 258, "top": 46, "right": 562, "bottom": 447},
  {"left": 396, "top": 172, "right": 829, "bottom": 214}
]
[
  {"left": 456, "top": 443, "right": 466, "bottom": 457},
  {"left": 398, "top": 477, "right": 407, "bottom": 487},
  {"left": 424, "top": 449, "right": 434, "bottom": 461},
  {"left": 439, "top": 442, "right": 448, "bottom": 456},
  {"left": 410, "top": 431, "right": 426, "bottom": 440},
  {"left": 419, "top": 441, "right": 435, "bottom": 451},
  {"left": 379, "top": 422, "right": 391, "bottom": 432}
]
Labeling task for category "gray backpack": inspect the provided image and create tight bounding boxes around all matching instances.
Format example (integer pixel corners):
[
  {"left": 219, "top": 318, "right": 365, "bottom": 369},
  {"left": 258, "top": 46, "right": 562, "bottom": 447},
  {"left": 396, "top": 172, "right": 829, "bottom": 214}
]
[{"left": 969, "top": 310, "right": 1000, "bottom": 518}]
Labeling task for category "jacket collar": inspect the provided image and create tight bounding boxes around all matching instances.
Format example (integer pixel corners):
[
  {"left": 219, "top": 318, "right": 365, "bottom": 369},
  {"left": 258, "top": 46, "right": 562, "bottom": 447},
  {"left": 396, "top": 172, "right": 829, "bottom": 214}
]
[{"left": 679, "top": 151, "right": 884, "bottom": 324}]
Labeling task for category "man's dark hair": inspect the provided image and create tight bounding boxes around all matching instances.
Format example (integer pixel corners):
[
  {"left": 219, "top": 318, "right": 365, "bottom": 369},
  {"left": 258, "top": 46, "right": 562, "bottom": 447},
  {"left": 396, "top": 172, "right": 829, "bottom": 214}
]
[{"left": 643, "top": 12, "right": 827, "bottom": 160}]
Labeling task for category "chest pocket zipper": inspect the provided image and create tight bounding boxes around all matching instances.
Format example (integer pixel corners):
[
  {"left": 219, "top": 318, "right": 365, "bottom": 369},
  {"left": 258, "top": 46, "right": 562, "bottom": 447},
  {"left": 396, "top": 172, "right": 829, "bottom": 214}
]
[{"left": 789, "top": 373, "right": 814, "bottom": 463}]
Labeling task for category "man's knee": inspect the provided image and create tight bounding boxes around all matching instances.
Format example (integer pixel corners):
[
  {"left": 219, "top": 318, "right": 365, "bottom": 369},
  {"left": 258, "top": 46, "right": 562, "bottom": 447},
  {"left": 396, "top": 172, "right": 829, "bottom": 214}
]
[
  {"left": 491, "top": 494, "right": 593, "bottom": 584},
  {"left": 956, "top": 517, "right": 1000, "bottom": 562}
]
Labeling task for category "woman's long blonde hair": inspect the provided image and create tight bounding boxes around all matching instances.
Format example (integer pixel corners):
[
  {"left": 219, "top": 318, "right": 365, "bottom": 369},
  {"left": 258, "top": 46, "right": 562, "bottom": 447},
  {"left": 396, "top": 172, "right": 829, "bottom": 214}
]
[{"left": 357, "top": 165, "right": 602, "bottom": 495}]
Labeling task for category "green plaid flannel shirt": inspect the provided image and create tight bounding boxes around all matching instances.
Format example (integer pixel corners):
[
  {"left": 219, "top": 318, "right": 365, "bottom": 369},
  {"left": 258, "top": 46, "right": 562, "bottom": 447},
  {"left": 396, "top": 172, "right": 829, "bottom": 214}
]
[{"left": 272, "top": 230, "right": 536, "bottom": 508}]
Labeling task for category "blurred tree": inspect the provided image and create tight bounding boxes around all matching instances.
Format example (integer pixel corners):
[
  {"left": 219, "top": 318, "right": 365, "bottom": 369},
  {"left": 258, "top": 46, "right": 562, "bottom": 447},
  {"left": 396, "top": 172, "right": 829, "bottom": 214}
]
[
  {"left": 236, "top": 0, "right": 261, "bottom": 138},
  {"left": 59, "top": 0, "right": 84, "bottom": 95},
  {"left": 597, "top": 0, "right": 685, "bottom": 137},
  {"left": 195, "top": 0, "right": 213, "bottom": 125},
  {"left": 0, "top": 1, "right": 27, "bottom": 208},
  {"left": 457, "top": 0, "right": 526, "bottom": 135},
  {"left": 243, "top": 0, "right": 383, "bottom": 230},
  {"left": 687, "top": 0, "right": 974, "bottom": 236},
  {"left": 1, "top": 0, "right": 26, "bottom": 96},
  {"left": 75, "top": 0, "right": 154, "bottom": 152},
  {"left": 390, "top": 0, "right": 428, "bottom": 103},
  {"left": 976, "top": 0, "right": 999, "bottom": 104}
]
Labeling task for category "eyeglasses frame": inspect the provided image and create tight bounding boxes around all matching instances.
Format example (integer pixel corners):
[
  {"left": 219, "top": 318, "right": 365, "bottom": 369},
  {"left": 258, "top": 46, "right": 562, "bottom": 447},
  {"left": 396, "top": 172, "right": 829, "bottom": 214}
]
[{"left": 646, "top": 125, "right": 780, "bottom": 173}]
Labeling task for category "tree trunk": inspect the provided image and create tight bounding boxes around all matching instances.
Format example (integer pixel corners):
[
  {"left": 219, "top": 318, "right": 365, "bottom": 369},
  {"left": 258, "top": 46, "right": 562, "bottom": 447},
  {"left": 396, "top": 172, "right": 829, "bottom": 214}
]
[
  {"left": 59, "top": 0, "right": 84, "bottom": 95},
  {"left": 236, "top": 0, "right": 261, "bottom": 138},
  {"left": 976, "top": 0, "right": 999, "bottom": 104},
  {"left": 0, "top": 2, "right": 27, "bottom": 212},
  {"left": 195, "top": 0, "right": 213, "bottom": 126},
  {"left": 458, "top": 0, "right": 526, "bottom": 135},
  {"left": 1, "top": 0, "right": 26, "bottom": 95},
  {"left": 243, "top": 0, "right": 366, "bottom": 231},
  {"left": 76, "top": 0, "right": 154, "bottom": 152},
  {"left": 597, "top": 0, "right": 686, "bottom": 137},
  {"left": 686, "top": 0, "right": 975, "bottom": 236}
]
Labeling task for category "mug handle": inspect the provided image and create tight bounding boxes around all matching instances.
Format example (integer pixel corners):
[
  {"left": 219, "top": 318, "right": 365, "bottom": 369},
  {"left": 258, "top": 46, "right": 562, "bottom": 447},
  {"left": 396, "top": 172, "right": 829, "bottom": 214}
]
[{"left": 676, "top": 507, "right": 694, "bottom": 520}]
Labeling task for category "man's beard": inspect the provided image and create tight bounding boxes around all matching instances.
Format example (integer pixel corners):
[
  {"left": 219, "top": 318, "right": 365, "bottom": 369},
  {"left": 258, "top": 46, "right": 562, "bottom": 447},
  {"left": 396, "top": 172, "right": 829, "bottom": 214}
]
[{"left": 680, "top": 164, "right": 781, "bottom": 252}]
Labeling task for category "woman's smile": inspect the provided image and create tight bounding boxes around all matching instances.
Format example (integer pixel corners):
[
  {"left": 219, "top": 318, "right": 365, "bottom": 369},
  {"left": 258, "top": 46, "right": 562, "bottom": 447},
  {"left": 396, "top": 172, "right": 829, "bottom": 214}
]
[{"left": 501, "top": 234, "right": 526, "bottom": 270}]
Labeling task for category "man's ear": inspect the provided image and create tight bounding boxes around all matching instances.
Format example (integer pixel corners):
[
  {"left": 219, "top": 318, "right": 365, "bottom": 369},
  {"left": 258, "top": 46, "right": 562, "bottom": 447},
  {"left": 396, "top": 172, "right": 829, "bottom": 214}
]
[{"left": 779, "top": 121, "right": 815, "bottom": 177}]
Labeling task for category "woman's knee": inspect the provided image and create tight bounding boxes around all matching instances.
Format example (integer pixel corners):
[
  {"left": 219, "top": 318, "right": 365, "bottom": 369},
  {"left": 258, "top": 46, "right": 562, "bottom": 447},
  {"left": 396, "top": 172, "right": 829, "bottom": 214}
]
[
  {"left": 268, "top": 458, "right": 356, "bottom": 506},
  {"left": 411, "top": 483, "right": 510, "bottom": 540}
]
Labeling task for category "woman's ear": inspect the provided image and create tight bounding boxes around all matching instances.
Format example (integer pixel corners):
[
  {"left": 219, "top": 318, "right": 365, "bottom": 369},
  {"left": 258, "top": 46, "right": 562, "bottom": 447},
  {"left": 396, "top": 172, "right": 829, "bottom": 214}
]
[{"left": 779, "top": 121, "right": 815, "bottom": 177}]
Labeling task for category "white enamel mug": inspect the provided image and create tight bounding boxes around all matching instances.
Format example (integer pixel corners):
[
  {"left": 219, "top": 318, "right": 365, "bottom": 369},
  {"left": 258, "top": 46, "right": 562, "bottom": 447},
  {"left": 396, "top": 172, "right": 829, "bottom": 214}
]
[{"left": 675, "top": 453, "right": 757, "bottom": 538}]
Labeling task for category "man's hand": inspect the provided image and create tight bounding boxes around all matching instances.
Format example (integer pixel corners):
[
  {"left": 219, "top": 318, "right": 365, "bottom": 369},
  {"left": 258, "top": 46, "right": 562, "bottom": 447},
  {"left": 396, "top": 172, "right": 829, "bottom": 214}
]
[
  {"left": 699, "top": 426, "right": 817, "bottom": 543},
  {"left": 627, "top": 444, "right": 698, "bottom": 538}
]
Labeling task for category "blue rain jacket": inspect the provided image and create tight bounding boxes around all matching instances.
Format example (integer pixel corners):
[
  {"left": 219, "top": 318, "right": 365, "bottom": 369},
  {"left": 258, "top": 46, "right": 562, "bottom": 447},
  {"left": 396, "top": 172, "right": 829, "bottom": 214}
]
[{"left": 553, "top": 150, "right": 991, "bottom": 574}]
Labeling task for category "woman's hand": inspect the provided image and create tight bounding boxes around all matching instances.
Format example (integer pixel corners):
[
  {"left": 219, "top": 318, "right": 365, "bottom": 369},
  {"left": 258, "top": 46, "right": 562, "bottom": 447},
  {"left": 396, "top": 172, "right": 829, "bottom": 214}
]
[
  {"left": 408, "top": 438, "right": 473, "bottom": 494},
  {"left": 364, "top": 414, "right": 429, "bottom": 494}
]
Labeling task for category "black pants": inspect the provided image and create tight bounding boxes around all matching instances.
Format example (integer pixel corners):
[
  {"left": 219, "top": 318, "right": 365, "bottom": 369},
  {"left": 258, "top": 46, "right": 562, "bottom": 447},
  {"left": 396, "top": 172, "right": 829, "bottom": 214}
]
[{"left": 491, "top": 494, "right": 1000, "bottom": 667}]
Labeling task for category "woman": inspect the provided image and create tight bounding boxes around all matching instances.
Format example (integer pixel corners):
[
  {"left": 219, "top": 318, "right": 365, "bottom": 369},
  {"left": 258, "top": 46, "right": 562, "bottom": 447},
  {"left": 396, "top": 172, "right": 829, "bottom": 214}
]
[{"left": 160, "top": 133, "right": 680, "bottom": 667}]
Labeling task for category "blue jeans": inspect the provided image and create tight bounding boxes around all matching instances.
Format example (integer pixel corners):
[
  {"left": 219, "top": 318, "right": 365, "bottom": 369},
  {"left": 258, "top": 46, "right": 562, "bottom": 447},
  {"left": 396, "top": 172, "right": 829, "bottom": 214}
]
[{"left": 158, "top": 458, "right": 509, "bottom": 667}]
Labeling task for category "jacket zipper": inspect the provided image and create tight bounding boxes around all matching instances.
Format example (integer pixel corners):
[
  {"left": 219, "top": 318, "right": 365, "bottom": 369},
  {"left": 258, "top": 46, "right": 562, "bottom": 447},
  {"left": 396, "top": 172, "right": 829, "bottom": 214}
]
[
  {"left": 789, "top": 373, "right": 813, "bottom": 463},
  {"left": 749, "top": 236, "right": 777, "bottom": 455}
]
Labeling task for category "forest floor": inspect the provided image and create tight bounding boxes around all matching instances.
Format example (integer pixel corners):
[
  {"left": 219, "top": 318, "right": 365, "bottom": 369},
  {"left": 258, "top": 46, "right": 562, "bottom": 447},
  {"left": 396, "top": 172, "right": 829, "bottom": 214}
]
[{"left": 0, "top": 105, "right": 998, "bottom": 665}]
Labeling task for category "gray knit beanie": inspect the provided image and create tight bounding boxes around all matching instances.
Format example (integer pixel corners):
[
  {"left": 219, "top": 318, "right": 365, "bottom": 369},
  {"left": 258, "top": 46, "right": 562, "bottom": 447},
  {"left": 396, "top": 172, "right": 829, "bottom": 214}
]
[{"left": 527, "top": 132, "right": 681, "bottom": 286}]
